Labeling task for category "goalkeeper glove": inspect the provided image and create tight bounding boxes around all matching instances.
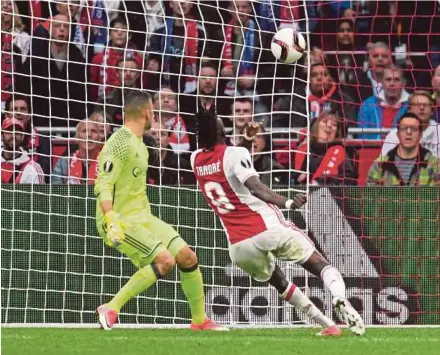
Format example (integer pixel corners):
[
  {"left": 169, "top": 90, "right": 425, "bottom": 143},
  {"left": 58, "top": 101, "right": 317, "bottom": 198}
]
[{"left": 104, "top": 210, "right": 125, "bottom": 247}]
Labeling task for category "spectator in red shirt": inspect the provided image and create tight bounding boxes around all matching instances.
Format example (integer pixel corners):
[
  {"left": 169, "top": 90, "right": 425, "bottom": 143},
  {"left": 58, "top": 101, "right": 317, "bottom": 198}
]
[
  {"left": 52, "top": 119, "right": 101, "bottom": 185},
  {"left": 4, "top": 95, "right": 51, "bottom": 181},
  {"left": 1, "top": 117, "right": 44, "bottom": 184},
  {"left": 153, "top": 87, "right": 190, "bottom": 154},
  {"left": 89, "top": 17, "right": 141, "bottom": 101},
  {"left": 293, "top": 111, "right": 358, "bottom": 186},
  {"left": 276, "top": 63, "right": 357, "bottom": 131}
]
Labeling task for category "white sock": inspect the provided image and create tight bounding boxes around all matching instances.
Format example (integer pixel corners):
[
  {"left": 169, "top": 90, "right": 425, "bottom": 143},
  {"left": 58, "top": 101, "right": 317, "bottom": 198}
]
[
  {"left": 282, "top": 283, "right": 334, "bottom": 328},
  {"left": 321, "top": 266, "right": 346, "bottom": 299}
]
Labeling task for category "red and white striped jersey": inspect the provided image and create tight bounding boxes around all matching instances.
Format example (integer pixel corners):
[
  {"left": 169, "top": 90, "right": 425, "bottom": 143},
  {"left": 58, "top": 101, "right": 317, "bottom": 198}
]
[{"left": 191, "top": 144, "right": 287, "bottom": 244}]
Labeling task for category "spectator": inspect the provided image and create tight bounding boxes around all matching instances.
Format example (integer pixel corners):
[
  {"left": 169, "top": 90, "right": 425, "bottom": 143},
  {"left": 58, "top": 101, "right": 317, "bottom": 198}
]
[
  {"left": 90, "top": 17, "right": 141, "bottom": 101},
  {"left": 153, "top": 88, "right": 190, "bottom": 154},
  {"left": 180, "top": 62, "right": 229, "bottom": 150},
  {"left": 77, "top": 0, "right": 121, "bottom": 55},
  {"left": 319, "top": 1, "right": 392, "bottom": 48},
  {"left": 226, "top": 75, "right": 270, "bottom": 125},
  {"left": 28, "top": 13, "right": 87, "bottom": 127},
  {"left": 220, "top": 0, "right": 272, "bottom": 97},
  {"left": 4, "top": 95, "right": 51, "bottom": 181},
  {"left": 256, "top": 0, "right": 317, "bottom": 34},
  {"left": 358, "top": 65, "right": 410, "bottom": 140},
  {"left": 89, "top": 110, "right": 112, "bottom": 142},
  {"left": 1, "top": 0, "right": 31, "bottom": 107},
  {"left": 293, "top": 111, "right": 358, "bottom": 186},
  {"left": 325, "top": 19, "right": 364, "bottom": 103},
  {"left": 122, "top": 0, "right": 165, "bottom": 51},
  {"left": 14, "top": 1, "right": 52, "bottom": 32},
  {"left": 278, "top": 63, "right": 357, "bottom": 130},
  {"left": 149, "top": 0, "right": 210, "bottom": 93},
  {"left": 367, "top": 113, "right": 440, "bottom": 186},
  {"left": 252, "top": 125, "right": 287, "bottom": 187},
  {"left": 99, "top": 57, "right": 142, "bottom": 124},
  {"left": 432, "top": 64, "right": 440, "bottom": 123},
  {"left": 228, "top": 97, "right": 254, "bottom": 146},
  {"left": 148, "top": 121, "right": 194, "bottom": 185},
  {"left": 1, "top": 117, "right": 44, "bottom": 184},
  {"left": 382, "top": 91, "right": 440, "bottom": 157},
  {"left": 52, "top": 119, "right": 101, "bottom": 184},
  {"left": 33, "top": 0, "right": 88, "bottom": 57},
  {"left": 357, "top": 42, "right": 392, "bottom": 101},
  {"left": 1, "top": 0, "right": 31, "bottom": 59}
]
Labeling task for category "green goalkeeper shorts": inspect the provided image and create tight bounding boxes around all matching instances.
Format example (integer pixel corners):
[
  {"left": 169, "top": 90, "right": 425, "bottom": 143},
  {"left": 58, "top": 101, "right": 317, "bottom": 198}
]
[{"left": 98, "top": 214, "right": 188, "bottom": 269}]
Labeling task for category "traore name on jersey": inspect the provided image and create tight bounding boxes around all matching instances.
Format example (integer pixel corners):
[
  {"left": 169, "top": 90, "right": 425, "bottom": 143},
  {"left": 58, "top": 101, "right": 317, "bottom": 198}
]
[{"left": 195, "top": 161, "right": 221, "bottom": 177}]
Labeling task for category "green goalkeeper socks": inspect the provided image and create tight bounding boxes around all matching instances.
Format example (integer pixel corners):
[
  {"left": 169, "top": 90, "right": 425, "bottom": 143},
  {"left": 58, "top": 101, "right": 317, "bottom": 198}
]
[
  {"left": 107, "top": 265, "right": 158, "bottom": 312},
  {"left": 180, "top": 266, "right": 207, "bottom": 324}
]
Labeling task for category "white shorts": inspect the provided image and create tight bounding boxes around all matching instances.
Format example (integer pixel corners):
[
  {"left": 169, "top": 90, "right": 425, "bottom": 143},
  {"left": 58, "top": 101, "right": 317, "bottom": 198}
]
[{"left": 228, "top": 223, "right": 315, "bottom": 282}]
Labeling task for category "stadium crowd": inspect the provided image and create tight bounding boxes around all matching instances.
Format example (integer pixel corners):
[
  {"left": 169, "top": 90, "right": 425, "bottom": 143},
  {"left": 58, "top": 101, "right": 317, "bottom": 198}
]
[{"left": 1, "top": 0, "right": 440, "bottom": 186}]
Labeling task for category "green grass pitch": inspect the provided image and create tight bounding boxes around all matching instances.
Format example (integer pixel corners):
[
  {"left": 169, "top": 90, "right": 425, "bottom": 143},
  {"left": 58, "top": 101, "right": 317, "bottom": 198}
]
[{"left": 2, "top": 328, "right": 440, "bottom": 355}]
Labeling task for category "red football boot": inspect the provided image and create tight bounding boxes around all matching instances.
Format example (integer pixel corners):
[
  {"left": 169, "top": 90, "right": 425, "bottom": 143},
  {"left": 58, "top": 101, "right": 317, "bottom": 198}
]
[
  {"left": 317, "top": 325, "right": 342, "bottom": 337},
  {"left": 190, "top": 319, "right": 229, "bottom": 331},
  {"left": 97, "top": 305, "right": 118, "bottom": 331}
]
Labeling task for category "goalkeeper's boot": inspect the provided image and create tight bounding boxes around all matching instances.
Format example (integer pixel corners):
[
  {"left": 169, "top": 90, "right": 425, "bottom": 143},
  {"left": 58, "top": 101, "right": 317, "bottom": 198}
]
[
  {"left": 317, "top": 325, "right": 342, "bottom": 337},
  {"left": 333, "top": 297, "right": 365, "bottom": 336},
  {"left": 190, "top": 318, "right": 229, "bottom": 332},
  {"left": 97, "top": 305, "right": 118, "bottom": 331}
]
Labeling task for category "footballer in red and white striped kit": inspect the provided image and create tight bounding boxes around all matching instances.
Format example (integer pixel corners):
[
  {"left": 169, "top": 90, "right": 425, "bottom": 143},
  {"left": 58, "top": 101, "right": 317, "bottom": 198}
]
[{"left": 191, "top": 107, "right": 365, "bottom": 336}]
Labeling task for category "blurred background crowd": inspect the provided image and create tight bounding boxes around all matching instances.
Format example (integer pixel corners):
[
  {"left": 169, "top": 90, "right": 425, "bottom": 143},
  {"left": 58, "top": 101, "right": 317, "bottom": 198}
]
[{"left": 1, "top": 0, "right": 440, "bottom": 187}]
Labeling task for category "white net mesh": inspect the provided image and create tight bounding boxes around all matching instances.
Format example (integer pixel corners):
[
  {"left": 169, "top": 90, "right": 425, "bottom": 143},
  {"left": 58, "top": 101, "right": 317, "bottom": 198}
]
[
  {"left": 1, "top": 0, "right": 310, "bottom": 325},
  {"left": 5, "top": 1, "right": 438, "bottom": 327}
]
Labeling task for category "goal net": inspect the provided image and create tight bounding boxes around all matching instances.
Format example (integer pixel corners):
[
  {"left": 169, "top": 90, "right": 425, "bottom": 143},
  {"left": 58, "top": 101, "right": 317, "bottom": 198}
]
[{"left": 1, "top": 0, "right": 439, "bottom": 327}]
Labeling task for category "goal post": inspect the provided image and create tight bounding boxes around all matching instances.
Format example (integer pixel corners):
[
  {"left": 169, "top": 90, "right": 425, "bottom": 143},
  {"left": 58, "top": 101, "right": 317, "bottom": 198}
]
[
  {"left": 1, "top": 0, "right": 439, "bottom": 328},
  {"left": 2, "top": 185, "right": 439, "bottom": 325}
]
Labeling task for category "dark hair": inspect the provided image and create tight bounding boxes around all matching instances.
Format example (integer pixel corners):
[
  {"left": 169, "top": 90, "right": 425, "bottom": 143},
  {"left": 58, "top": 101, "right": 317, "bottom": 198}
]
[
  {"left": 5, "top": 94, "right": 31, "bottom": 112},
  {"left": 337, "top": 18, "right": 354, "bottom": 30},
  {"left": 124, "top": 91, "right": 152, "bottom": 118},
  {"left": 231, "top": 97, "right": 254, "bottom": 113},
  {"left": 197, "top": 106, "right": 218, "bottom": 150},
  {"left": 200, "top": 61, "right": 218, "bottom": 73},
  {"left": 116, "top": 56, "right": 139, "bottom": 68},
  {"left": 397, "top": 112, "right": 422, "bottom": 127},
  {"left": 110, "top": 16, "right": 128, "bottom": 30}
]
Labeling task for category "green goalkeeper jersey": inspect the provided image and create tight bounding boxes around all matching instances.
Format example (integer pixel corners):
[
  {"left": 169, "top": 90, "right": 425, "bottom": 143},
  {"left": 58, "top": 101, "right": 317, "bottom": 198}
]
[{"left": 95, "top": 126, "right": 150, "bottom": 224}]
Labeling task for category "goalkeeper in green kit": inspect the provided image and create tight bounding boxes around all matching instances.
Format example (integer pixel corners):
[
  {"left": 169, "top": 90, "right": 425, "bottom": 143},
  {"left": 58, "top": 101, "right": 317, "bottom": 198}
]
[{"left": 94, "top": 91, "right": 226, "bottom": 331}]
